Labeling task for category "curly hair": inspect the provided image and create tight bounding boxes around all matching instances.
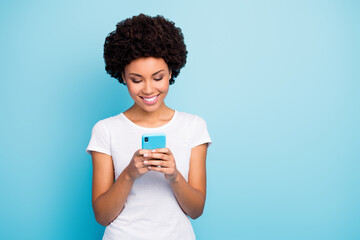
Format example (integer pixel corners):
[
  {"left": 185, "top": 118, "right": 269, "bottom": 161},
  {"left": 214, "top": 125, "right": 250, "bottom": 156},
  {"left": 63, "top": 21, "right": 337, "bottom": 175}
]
[{"left": 104, "top": 14, "right": 187, "bottom": 85}]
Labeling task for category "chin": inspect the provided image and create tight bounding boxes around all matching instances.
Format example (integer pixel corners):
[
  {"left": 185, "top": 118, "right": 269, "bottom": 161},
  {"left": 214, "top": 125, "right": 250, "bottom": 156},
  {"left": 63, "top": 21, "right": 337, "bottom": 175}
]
[{"left": 135, "top": 102, "right": 160, "bottom": 112}]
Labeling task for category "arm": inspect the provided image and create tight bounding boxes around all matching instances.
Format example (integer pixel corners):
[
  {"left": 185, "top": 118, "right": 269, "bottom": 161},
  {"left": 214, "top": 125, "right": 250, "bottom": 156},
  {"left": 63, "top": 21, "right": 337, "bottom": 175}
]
[
  {"left": 91, "top": 150, "right": 150, "bottom": 226},
  {"left": 170, "top": 143, "right": 208, "bottom": 219},
  {"left": 144, "top": 143, "right": 208, "bottom": 219}
]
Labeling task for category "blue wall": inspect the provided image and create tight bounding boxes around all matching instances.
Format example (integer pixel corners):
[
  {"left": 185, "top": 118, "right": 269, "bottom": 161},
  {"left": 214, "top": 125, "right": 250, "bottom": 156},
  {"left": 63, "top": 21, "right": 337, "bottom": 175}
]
[{"left": 1, "top": 0, "right": 359, "bottom": 239}]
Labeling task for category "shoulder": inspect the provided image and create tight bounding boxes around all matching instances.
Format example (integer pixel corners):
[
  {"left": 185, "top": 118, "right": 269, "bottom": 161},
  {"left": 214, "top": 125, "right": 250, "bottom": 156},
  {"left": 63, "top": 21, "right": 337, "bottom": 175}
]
[
  {"left": 174, "top": 111, "right": 209, "bottom": 138},
  {"left": 91, "top": 113, "right": 124, "bottom": 131},
  {"left": 175, "top": 111, "right": 211, "bottom": 148},
  {"left": 176, "top": 111, "right": 207, "bottom": 123}
]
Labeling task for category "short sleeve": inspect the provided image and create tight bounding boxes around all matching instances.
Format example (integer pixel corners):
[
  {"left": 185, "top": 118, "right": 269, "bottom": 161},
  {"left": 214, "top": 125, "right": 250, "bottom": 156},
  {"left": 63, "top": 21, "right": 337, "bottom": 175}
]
[
  {"left": 86, "top": 120, "right": 111, "bottom": 155},
  {"left": 190, "top": 116, "right": 212, "bottom": 149}
]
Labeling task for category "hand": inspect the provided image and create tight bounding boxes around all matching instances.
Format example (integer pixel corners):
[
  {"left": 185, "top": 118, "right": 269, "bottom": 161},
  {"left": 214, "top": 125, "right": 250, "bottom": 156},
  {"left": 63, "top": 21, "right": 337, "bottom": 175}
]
[
  {"left": 125, "top": 149, "right": 152, "bottom": 180},
  {"left": 143, "top": 148, "right": 179, "bottom": 183}
]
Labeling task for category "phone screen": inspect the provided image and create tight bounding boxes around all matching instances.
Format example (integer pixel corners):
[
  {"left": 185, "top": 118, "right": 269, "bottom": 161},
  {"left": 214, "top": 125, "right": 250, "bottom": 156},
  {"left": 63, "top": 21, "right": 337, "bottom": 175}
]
[{"left": 142, "top": 133, "right": 166, "bottom": 150}]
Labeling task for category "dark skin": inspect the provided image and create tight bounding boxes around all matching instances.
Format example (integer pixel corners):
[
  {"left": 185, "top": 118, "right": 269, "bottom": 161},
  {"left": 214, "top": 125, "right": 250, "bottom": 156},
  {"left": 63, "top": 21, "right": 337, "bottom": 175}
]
[{"left": 91, "top": 57, "right": 208, "bottom": 226}]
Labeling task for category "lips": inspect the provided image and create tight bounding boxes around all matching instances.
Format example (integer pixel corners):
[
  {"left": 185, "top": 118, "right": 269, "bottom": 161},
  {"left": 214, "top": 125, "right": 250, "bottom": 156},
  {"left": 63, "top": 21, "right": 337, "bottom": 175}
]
[{"left": 140, "top": 94, "right": 160, "bottom": 105}]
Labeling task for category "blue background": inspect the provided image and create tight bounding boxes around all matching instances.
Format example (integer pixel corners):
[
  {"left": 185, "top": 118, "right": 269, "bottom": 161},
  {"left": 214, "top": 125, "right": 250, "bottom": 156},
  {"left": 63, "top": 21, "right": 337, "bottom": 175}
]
[{"left": 1, "top": 0, "right": 359, "bottom": 239}]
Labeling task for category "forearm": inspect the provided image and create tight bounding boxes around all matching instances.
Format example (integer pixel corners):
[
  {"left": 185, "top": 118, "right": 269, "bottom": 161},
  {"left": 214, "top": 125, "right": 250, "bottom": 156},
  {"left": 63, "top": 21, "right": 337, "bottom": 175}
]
[
  {"left": 170, "top": 171, "right": 206, "bottom": 219},
  {"left": 93, "top": 167, "right": 134, "bottom": 226}
]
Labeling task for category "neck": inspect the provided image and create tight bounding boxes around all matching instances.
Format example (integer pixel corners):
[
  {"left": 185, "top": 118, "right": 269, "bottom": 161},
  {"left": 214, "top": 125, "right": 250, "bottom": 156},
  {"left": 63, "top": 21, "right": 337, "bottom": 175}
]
[{"left": 125, "top": 103, "right": 174, "bottom": 123}]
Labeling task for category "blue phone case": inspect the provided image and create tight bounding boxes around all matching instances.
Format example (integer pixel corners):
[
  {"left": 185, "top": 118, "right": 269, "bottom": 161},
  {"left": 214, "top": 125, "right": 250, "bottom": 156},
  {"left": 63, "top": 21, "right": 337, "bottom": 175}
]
[{"left": 142, "top": 133, "right": 166, "bottom": 150}]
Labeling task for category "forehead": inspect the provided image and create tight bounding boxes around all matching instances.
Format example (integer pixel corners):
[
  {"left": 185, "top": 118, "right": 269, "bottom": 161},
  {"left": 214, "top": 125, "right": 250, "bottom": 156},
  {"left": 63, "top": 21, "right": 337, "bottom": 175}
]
[{"left": 125, "top": 57, "right": 168, "bottom": 75}]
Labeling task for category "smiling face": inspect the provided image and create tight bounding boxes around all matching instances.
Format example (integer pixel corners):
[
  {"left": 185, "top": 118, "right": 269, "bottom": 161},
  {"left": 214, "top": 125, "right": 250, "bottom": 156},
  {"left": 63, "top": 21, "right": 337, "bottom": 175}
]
[{"left": 122, "top": 57, "right": 172, "bottom": 113}]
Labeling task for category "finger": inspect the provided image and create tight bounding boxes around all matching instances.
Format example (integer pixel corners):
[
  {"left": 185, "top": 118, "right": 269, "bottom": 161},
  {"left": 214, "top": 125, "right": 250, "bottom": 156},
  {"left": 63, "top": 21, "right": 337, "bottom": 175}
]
[
  {"left": 148, "top": 166, "right": 176, "bottom": 176},
  {"left": 142, "top": 161, "right": 151, "bottom": 169},
  {"left": 151, "top": 148, "right": 171, "bottom": 154},
  {"left": 144, "top": 160, "right": 168, "bottom": 167},
  {"left": 137, "top": 149, "right": 151, "bottom": 156},
  {"left": 138, "top": 167, "right": 149, "bottom": 175},
  {"left": 147, "top": 166, "right": 166, "bottom": 173},
  {"left": 135, "top": 161, "right": 146, "bottom": 169},
  {"left": 145, "top": 153, "right": 168, "bottom": 160}
]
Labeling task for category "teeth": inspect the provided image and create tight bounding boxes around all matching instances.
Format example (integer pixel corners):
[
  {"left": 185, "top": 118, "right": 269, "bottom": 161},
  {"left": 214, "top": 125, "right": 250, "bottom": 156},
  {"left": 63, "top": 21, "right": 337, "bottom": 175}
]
[{"left": 143, "top": 95, "right": 157, "bottom": 102}]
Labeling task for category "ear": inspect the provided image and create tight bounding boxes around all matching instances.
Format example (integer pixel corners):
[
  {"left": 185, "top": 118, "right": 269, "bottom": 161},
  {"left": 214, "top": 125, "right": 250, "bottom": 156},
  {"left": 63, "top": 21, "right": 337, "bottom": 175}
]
[
  {"left": 169, "top": 69, "right": 172, "bottom": 79},
  {"left": 122, "top": 72, "right": 126, "bottom": 85}
]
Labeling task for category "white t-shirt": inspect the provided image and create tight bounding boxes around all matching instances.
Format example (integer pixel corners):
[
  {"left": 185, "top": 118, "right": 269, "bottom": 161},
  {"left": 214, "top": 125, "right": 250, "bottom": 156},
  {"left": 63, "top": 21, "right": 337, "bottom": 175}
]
[{"left": 86, "top": 110, "right": 212, "bottom": 240}]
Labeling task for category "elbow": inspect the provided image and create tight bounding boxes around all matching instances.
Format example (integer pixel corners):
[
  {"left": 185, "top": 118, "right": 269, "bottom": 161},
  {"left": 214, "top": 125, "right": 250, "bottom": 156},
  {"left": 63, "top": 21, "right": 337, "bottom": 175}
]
[
  {"left": 189, "top": 209, "right": 204, "bottom": 219},
  {"left": 93, "top": 205, "right": 110, "bottom": 226},
  {"left": 97, "top": 221, "right": 108, "bottom": 227},
  {"left": 93, "top": 198, "right": 113, "bottom": 226},
  {"left": 95, "top": 213, "right": 111, "bottom": 226},
  {"left": 189, "top": 195, "right": 205, "bottom": 219},
  {"left": 188, "top": 204, "right": 204, "bottom": 220},
  {"left": 188, "top": 195, "right": 206, "bottom": 219},
  {"left": 93, "top": 202, "right": 123, "bottom": 226},
  {"left": 97, "top": 219, "right": 110, "bottom": 227},
  {"left": 93, "top": 204, "right": 113, "bottom": 226}
]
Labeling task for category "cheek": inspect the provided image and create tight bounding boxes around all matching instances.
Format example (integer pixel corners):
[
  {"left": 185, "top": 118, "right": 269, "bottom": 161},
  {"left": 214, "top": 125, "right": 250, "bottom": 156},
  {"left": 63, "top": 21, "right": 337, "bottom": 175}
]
[
  {"left": 157, "top": 82, "right": 169, "bottom": 93},
  {"left": 160, "top": 86, "right": 169, "bottom": 94},
  {"left": 127, "top": 85, "right": 139, "bottom": 97}
]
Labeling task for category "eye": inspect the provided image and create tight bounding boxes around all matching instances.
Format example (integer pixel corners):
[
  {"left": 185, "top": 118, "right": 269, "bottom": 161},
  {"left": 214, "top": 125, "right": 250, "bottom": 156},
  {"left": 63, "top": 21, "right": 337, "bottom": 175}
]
[
  {"left": 154, "top": 76, "right": 163, "bottom": 81},
  {"left": 131, "top": 78, "right": 141, "bottom": 83}
]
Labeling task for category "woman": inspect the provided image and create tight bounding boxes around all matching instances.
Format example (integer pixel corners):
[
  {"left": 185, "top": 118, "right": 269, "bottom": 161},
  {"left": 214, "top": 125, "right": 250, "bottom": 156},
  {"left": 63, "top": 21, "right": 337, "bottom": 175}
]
[{"left": 86, "top": 14, "right": 211, "bottom": 239}]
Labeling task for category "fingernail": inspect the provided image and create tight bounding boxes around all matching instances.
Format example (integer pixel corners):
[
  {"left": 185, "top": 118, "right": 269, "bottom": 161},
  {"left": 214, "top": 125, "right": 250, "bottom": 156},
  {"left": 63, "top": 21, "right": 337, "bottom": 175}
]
[
  {"left": 143, "top": 153, "right": 148, "bottom": 157},
  {"left": 148, "top": 166, "right": 151, "bottom": 170},
  {"left": 143, "top": 161, "right": 148, "bottom": 164},
  {"left": 151, "top": 149, "right": 156, "bottom": 152}
]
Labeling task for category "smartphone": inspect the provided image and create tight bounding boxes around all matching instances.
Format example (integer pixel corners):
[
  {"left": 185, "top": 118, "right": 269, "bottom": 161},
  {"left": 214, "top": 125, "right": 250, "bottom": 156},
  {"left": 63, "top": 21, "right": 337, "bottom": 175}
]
[{"left": 142, "top": 133, "right": 166, "bottom": 150}]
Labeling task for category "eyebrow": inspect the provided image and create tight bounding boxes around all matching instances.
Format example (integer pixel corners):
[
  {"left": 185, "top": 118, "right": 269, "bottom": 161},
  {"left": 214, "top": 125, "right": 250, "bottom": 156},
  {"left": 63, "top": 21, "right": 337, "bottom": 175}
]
[{"left": 129, "top": 70, "right": 165, "bottom": 77}]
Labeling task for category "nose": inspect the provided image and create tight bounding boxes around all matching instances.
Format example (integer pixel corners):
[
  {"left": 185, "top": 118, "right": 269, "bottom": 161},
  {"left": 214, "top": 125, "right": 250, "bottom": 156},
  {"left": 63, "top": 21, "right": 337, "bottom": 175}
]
[{"left": 143, "top": 80, "right": 154, "bottom": 95}]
